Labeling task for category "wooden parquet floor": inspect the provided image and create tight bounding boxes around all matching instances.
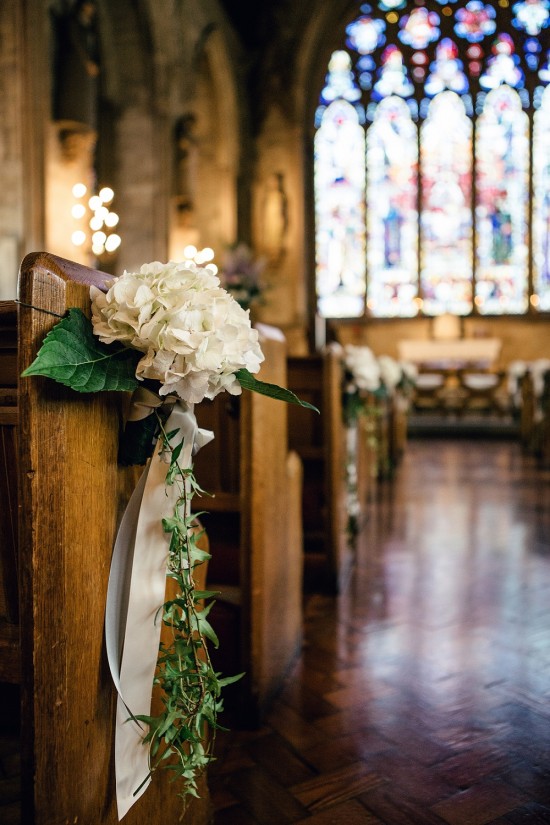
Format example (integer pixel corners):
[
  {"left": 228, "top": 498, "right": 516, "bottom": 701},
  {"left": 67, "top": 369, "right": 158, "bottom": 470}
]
[
  {"left": 210, "top": 438, "right": 550, "bottom": 824},
  {"left": 2, "top": 437, "right": 550, "bottom": 823}
]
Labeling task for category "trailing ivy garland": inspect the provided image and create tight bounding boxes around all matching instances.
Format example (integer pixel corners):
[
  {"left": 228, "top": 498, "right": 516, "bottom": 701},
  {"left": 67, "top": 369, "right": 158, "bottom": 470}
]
[{"left": 132, "top": 419, "right": 243, "bottom": 800}]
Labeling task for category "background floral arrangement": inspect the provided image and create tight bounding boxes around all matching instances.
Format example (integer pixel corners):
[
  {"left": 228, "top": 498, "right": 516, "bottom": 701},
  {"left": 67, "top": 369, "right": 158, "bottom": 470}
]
[
  {"left": 218, "top": 243, "right": 266, "bottom": 311},
  {"left": 343, "top": 344, "right": 417, "bottom": 424}
]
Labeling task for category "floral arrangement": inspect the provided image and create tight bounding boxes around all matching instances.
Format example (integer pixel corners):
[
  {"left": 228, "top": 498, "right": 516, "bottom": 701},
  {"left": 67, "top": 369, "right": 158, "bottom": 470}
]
[
  {"left": 343, "top": 346, "right": 417, "bottom": 423},
  {"left": 22, "top": 259, "right": 316, "bottom": 816},
  {"left": 218, "top": 243, "right": 266, "bottom": 311}
]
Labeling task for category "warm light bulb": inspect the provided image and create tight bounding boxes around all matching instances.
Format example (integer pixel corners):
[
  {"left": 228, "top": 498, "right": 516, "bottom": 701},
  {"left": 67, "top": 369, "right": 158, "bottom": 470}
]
[
  {"left": 89, "top": 195, "right": 102, "bottom": 211},
  {"left": 201, "top": 247, "right": 215, "bottom": 262},
  {"left": 104, "top": 211, "right": 119, "bottom": 227},
  {"left": 99, "top": 186, "right": 114, "bottom": 203},
  {"left": 72, "top": 183, "right": 87, "bottom": 198},
  {"left": 92, "top": 230, "right": 107, "bottom": 245},
  {"left": 205, "top": 263, "right": 218, "bottom": 275},
  {"left": 92, "top": 243, "right": 105, "bottom": 256},
  {"left": 89, "top": 216, "right": 104, "bottom": 231},
  {"left": 71, "top": 230, "right": 87, "bottom": 246},
  {"left": 183, "top": 245, "right": 197, "bottom": 259},
  {"left": 105, "top": 233, "right": 121, "bottom": 252},
  {"left": 530, "top": 294, "right": 540, "bottom": 307},
  {"left": 71, "top": 204, "right": 86, "bottom": 219}
]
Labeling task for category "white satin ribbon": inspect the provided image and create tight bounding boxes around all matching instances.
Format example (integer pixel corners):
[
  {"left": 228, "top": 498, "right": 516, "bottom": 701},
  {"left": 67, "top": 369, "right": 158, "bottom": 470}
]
[{"left": 105, "top": 398, "right": 213, "bottom": 820}]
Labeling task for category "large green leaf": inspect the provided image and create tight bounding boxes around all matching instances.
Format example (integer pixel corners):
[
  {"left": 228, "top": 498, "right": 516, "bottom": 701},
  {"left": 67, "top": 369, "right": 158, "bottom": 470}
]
[
  {"left": 236, "top": 368, "right": 320, "bottom": 412},
  {"left": 21, "top": 307, "right": 141, "bottom": 393}
]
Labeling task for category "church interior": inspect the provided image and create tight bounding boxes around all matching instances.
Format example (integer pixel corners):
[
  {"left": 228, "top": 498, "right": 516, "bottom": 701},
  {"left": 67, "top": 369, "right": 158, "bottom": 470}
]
[{"left": 1, "top": 0, "right": 550, "bottom": 822}]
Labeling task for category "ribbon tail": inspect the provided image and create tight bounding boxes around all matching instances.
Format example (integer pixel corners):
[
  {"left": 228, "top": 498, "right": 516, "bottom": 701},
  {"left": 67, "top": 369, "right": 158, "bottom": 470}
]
[{"left": 105, "top": 400, "right": 214, "bottom": 820}]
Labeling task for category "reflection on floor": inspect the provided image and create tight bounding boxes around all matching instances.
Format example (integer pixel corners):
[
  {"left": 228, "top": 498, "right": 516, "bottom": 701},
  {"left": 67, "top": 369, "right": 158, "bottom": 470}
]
[{"left": 211, "top": 437, "right": 550, "bottom": 824}]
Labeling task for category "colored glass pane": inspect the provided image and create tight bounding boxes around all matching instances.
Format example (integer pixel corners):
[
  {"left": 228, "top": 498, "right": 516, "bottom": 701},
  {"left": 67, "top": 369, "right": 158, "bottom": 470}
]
[
  {"left": 475, "top": 86, "right": 529, "bottom": 314},
  {"left": 480, "top": 34, "right": 525, "bottom": 88},
  {"left": 399, "top": 8, "right": 441, "bottom": 50},
  {"left": 377, "top": 0, "right": 406, "bottom": 10},
  {"left": 420, "top": 92, "right": 473, "bottom": 315},
  {"left": 366, "top": 96, "right": 419, "bottom": 317},
  {"left": 374, "top": 45, "right": 414, "bottom": 98},
  {"left": 539, "top": 50, "right": 550, "bottom": 81},
  {"left": 454, "top": 2, "right": 497, "bottom": 42},
  {"left": 512, "top": 0, "right": 550, "bottom": 35},
  {"left": 533, "top": 86, "right": 550, "bottom": 310},
  {"left": 347, "top": 15, "right": 386, "bottom": 54},
  {"left": 315, "top": 101, "right": 367, "bottom": 318},
  {"left": 425, "top": 37, "right": 470, "bottom": 95},
  {"left": 320, "top": 51, "right": 362, "bottom": 105}
]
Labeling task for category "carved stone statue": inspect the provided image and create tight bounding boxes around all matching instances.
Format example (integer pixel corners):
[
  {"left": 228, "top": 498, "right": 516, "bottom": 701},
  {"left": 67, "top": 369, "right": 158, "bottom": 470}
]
[{"left": 52, "top": 0, "right": 100, "bottom": 131}]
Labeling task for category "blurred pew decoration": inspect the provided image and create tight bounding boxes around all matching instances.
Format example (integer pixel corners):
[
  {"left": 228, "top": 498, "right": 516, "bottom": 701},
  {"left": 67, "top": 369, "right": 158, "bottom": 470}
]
[
  {"left": 342, "top": 346, "right": 416, "bottom": 518},
  {"left": 1, "top": 253, "right": 211, "bottom": 824},
  {"left": 193, "top": 324, "right": 303, "bottom": 726},
  {"left": 508, "top": 359, "right": 550, "bottom": 463}
]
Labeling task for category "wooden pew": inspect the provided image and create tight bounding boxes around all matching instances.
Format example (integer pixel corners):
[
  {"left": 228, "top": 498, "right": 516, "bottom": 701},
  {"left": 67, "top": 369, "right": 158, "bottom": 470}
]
[
  {"left": 520, "top": 370, "right": 537, "bottom": 453},
  {"left": 16, "top": 252, "right": 210, "bottom": 825},
  {"left": 193, "top": 325, "right": 303, "bottom": 726},
  {"left": 0, "top": 301, "right": 20, "bottom": 684},
  {"left": 539, "top": 371, "right": 550, "bottom": 469},
  {"left": 287, "top": 345, "right": 351, "bottom": 593}
]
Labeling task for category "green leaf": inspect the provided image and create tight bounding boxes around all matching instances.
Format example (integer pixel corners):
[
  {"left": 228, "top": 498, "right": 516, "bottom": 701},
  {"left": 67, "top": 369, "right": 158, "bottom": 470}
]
[
  {"left": 21, "top": 307, "right": 141, "bottom": 393},
  {"left": 192, "top": 590, "right": 221, "bottom": 601},
  {"left": 217, "top": 672, "right": 245, "bottom": 688},
  {"left": 236, "top": 368, "right": 319, "bottom": 412}
]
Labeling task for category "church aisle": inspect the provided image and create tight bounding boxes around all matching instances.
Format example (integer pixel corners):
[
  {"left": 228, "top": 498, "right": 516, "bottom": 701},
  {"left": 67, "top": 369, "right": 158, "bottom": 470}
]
[{"left": 211, "top": 438, "right": 550, "bottom": 824}]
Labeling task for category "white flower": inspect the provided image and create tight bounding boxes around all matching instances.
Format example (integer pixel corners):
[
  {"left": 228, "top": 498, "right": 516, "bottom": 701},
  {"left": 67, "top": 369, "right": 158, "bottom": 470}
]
[
  {"left": 378, "top": 355, "right": 402, "bottom": 394},
  {"left": 90, "top": 260, "right": 265, "bottom": 404},
  {"left": 399, "top": 360, "right": 418, "bottom": 384},
  {"left": 344, "top": 345, "right": 381, "bottom": 392}
]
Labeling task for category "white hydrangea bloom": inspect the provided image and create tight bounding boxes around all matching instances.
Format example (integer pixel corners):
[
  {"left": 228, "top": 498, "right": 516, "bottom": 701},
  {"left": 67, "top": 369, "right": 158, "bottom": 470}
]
[
  {"left": 90, "top": 260, "right": 265, "bottom": 404},
  {"left": 343, "top": 344, "right": 381, "bottom": 392},
  {"left": 399, "top": 360, "right": 418, "bottom": 383},
  {"left": 378, "top": 355, "right": 403, "bottom": 394}
]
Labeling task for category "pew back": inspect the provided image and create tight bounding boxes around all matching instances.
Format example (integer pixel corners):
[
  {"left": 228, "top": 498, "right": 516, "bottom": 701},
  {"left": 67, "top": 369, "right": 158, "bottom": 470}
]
[
  {"left": 287, "top": 346, "right": 350, "bottom": 592},
  {"left": 194, "top": 325, "right": 303, "bottom": 722},
  {"left": 0, "top": 301, "right": 19, "bottom": 683},
  {"left": 18, "top": 252, "right": 209, "bottom": 825}
]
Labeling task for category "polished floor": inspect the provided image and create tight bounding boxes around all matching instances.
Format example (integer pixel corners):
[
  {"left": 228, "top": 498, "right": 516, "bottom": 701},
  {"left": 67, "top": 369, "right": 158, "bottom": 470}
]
[{"left": 210, "top": 437, "right": 550, "bottom": 824}]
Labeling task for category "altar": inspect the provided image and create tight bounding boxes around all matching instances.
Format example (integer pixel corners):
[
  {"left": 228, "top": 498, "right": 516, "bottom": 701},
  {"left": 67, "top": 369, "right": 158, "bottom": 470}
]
[{"left": 397, "top": 338, "right": 502, "bottom": 369}]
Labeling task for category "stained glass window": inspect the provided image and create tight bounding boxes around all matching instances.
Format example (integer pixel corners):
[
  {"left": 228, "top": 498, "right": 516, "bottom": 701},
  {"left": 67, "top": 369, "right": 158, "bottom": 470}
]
[
  {"left": 314, "top": 1, "right": 550, "bottom": 319},
  {"left": 314, "top": 99, "right": 366, "bottom": 318},
  {"left": 421, "top": 93, "right": 473, "bottom": 315},
  {"left": 533, "top": 86, "right": 550, "bottom": 309},
  {"left": 475, "top": 86, "right": 529, "bottom": 314},
  {"left": 366, "top": 96, "right": 419, "bottom": 316}
]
